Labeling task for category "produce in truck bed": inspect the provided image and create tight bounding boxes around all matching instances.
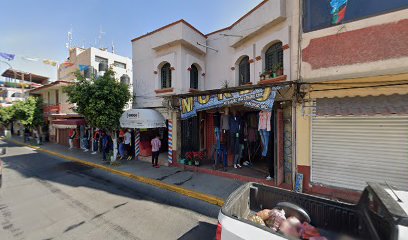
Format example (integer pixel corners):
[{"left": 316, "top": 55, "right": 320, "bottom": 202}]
[
  {"left": 279, "top": 219, "right": 301, "bottom": 238},
  {"left": 256, "top": 209, "right": 273, "bottom": 220},
  {"left": 264, "top": 208, "right": 286, "bottom": 232},
  {"left": 247, "top": 215, "right": 266, "bottom": 226}
]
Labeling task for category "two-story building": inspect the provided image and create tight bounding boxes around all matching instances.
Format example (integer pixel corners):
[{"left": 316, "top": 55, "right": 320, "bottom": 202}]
[
  {"left": 296, "top": 0, "right": 408, "bottom": 200},
  {"left": 31, "top": 47, "right": 132, "bottom": 148},
  {"left": 131, "top": 0, "right": 300, "bottom": 187}
]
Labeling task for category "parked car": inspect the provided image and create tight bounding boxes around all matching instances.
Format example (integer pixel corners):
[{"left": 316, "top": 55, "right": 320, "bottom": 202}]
[
  {"left": 217, "top": 182, "right": 408, "bottom": 240},
  {"left": 0, "top": 147, "right": 6, "bottom": 188}
]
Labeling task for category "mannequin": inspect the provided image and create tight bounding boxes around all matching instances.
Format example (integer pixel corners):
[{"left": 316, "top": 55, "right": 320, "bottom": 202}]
[
  {"left": 229, "top": 110, "right": 241, "bottom": 160},
  {"left": 220, "top": 107, "right": 230, "bottom": 132}
]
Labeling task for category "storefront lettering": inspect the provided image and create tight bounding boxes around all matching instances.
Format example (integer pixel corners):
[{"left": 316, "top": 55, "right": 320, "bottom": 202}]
[
  {"left": 127, "top": 112, "right": 140, "bottom": 118},
  {"left": 180, "top": 87, "right": 279, "bottom": 119},
  {"left": 197, "top": 95, "right": 210, "bottom": 104},
  {"left": 181, "top": 97, "right": 194, "bottom": 114},
  {"left": 256, "top": 87, "right": 272, "bottom": 101},
  {"left": 217, "top": 92, "right": 233, "bottom": 101}
]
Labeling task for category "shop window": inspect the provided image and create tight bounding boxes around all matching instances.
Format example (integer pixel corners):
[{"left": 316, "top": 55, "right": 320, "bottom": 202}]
[
  {"left": 265, "top": 42, "right": 283, "bottom": 72},
  {"left": 113, "top": 61, "right": 126, "bottom": 69},
  {"left": 95, "top": 56, "right": 108, "bottom": 64},
  {"left": 161, "top": 63, "right": 172, "bottom": 89},
  {"left": 190, "top": 64, "right": 199, "bottom": 89},
  {"left": 239, "top": 56, "right": 250, "bottom": 85}
]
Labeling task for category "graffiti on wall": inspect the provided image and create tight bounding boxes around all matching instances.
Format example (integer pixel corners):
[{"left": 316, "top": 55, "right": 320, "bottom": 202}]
[{"left": 330, "top": 0, "right": 348, "bottom": 24}]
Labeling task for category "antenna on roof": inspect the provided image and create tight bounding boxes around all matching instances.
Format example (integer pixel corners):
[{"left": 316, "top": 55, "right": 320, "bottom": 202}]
[
  {"left": 98, "top": 26, "right": 106, "bottom": 49},
  {"left": 111, "top": 41, "right": 115, "bottom": 54},
  {"left": 220, "top": 33, "right": 243, "bottom": 38},
  {"left": 197, "top": 42, "right": 218, "bottom": 52},
  {"left": 66, "top": 27, "right": 73, "bottom": 49}
]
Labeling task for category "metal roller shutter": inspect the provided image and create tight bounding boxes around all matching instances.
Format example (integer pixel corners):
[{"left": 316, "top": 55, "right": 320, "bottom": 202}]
[{"left": 311, "top": 116, "right": 408, "bottom": 191}]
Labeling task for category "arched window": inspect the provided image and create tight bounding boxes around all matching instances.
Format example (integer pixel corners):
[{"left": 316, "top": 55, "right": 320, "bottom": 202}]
[
  {"left": 161, "top": 63, "right": 172, "bottom": 89},
  {"left": 265, "top": 42, "right": 283, "bottom": 72},
  {"left": 190, "top": 65, "right": 198, "bottom": 89},
  {"left": 239, "top": 56, "right": 250, "bottom": 85}
]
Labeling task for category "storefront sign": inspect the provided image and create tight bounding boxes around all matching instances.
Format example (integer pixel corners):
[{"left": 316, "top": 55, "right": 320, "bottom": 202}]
[
  {"left": 180, "top": 87, "right": 278, "bottom": 119},
  {"left": 120, "top": 109, "right": 166, "bottom": 129}
]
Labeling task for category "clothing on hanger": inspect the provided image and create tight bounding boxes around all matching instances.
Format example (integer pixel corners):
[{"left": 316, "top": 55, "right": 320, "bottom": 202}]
[
  {"left": 248, "top": 128, "right": 257, "bottom": 143},
  {"left": 214, "top": 112, "right": 221, "bottom": 128},
  {"left": 229, "top": 116, "right": 241, "bottom": 133},
  {"left": 258, "top": 111, "right": 272, "bottom": 131},
  {"left": 221, "top": 114, "right": 230, "bottom": 130},
  {"left": 249, "top": 113, "right": 257, "bottom": 128}
]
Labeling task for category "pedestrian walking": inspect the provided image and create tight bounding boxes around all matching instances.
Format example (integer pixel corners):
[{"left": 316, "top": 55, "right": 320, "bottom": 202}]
[
  {"left": 124, "top": 129, "right": 132, "bottom": 160},
  {"left": 102, "top": 131, "right": 110, "bottom": 161},
  {"left": 68, "top": 128, "right": 77, "bottom": 149},
  {"left": 118, "top": 138, "right": 125, "bottom": 160},
  {"left": 33, "top": 128, "right": 40, "bottom": 145},
  {"left": 83, "top": 127, "right": 91, "bottom": 152},
  {"left": 24, "top": 128, "right": 30, "bottom": 143},
  {"left": 91, "top": 128, "right": 100, "bottom": 154},
  {"left": 151, "top": 134, "right": 161, "bottom": 168}
]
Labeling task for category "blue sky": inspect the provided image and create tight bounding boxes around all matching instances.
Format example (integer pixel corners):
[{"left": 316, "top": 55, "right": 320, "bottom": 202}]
[{"left": 0, "top": 0, "right": 263, "bottom": 81}]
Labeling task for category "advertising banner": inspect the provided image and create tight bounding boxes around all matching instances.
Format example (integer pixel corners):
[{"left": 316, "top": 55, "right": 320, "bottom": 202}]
[{"left": 180, "top": 87, "right": 279, "bottom": 120}]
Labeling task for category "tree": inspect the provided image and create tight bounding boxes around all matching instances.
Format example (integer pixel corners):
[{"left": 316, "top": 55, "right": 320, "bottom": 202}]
[
  {"left": 64, "top": 68, "right": 131, "bottom": 160},
  {"left": 13, "top": 96, "right": 44, "bottom": 128},
  {"left": 0, "top": 105, "right": 16, "bottom": 129}
]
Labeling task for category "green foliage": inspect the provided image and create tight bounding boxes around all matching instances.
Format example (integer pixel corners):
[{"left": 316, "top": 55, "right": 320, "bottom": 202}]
[
  {"left": 63, "top": 68, "right": 131, "bottom": 131},
  {"left": 13, "top": 97, "right": 44, "bottom": 128},
  {"left": 0, "top": 105, "right": 16, "bottom": 127}
]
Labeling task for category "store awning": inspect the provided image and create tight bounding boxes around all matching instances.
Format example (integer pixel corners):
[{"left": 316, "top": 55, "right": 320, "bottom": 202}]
[{"left": 120, "top": 109, "right": 166, "bottom": 129}]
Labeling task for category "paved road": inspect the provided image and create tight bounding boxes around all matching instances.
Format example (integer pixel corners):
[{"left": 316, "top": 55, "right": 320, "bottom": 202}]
[{"left": 0, "top": 141, "right": 218, "bottom": 240}]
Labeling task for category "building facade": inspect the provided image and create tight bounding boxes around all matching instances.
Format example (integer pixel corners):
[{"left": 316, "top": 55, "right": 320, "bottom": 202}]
[
  {"left": 31, "top": 47, "right": 132, "bottom": 147},
  {"left": 296, "top": 1, "right": 408, "bottom": 200},
  {"left": 131, "top": 0, "right": 301, "bottom": 187}
]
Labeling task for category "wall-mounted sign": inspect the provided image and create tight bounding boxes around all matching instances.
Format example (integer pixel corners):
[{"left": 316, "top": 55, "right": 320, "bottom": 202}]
[
  {"left": 180, "top": 87, "right": 279, "bottom": 120},
  {"left": 120, "top": 109, "right": 166, "bottom": 129}
]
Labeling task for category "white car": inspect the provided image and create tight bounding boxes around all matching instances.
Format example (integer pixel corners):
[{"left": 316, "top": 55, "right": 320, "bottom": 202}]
[{"left": 217, "top": 182, "right": 408, "bottom": 240}]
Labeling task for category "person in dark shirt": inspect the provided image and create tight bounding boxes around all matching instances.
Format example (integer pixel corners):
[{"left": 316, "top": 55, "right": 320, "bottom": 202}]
[{"left": 101, "top": 131, "right": 110, "bottom": 161}]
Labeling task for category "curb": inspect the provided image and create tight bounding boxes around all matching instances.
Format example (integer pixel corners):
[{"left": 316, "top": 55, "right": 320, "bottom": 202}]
[{"left": 3, "top": 138, "right": 225, "bottom": 207}]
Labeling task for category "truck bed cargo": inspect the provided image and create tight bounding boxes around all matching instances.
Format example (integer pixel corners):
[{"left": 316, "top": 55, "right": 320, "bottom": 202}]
[{"left": 218, "top": 182, "right": 408, "bottom": 240}]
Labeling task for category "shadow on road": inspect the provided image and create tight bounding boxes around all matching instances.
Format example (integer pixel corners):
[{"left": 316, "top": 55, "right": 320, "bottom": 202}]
[
  {"left": 178, "top": 221, "right": 217, "bottom": 240},
  {"left": 0, "top": 141, "right": 220, "bottom": 221}
]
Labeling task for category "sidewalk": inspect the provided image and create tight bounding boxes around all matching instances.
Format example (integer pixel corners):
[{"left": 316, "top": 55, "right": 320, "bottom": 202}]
[{"left": 6, "top": 136, "right": 244, "bottom": 205}]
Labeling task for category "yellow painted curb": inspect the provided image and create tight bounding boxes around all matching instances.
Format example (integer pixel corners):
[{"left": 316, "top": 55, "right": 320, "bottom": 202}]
[{"left": 4, "top": 138, "right": 225, "bottom": 206}]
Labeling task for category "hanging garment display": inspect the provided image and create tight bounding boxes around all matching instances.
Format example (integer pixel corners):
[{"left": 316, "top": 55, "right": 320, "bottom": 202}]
[
  {"left": 214, "top": 112, "right": 221, "bottom": 128},
  {"left": 221, "top": 114, "right": 230, "bottom": 131},
  {"left": 215, "top": 127, "right": 221, "bottom": 150},
  {"left": 258, "top": 111, "right": 272, "bottom": 131},
  {"left": 259, "top": 111, "right": 272, "bottom": 157},
  {"left": 259, "top": 129, "right": 270, "bottom": 157},
  {"left": 229, "top": 116, "right": 241, "bottom": 133},
  {"left": 229, "top": 116, "right": 241, "bottom": 153}
]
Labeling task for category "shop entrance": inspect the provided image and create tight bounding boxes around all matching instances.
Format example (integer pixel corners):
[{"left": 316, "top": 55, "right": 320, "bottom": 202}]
[{"left": 180, "top": 102, "right": 292, "bottom": 185}]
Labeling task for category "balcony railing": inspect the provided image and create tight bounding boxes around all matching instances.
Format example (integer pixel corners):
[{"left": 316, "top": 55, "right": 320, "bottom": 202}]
[{"left": 44, "top": 104, "right": 61, "bottom": 115}]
